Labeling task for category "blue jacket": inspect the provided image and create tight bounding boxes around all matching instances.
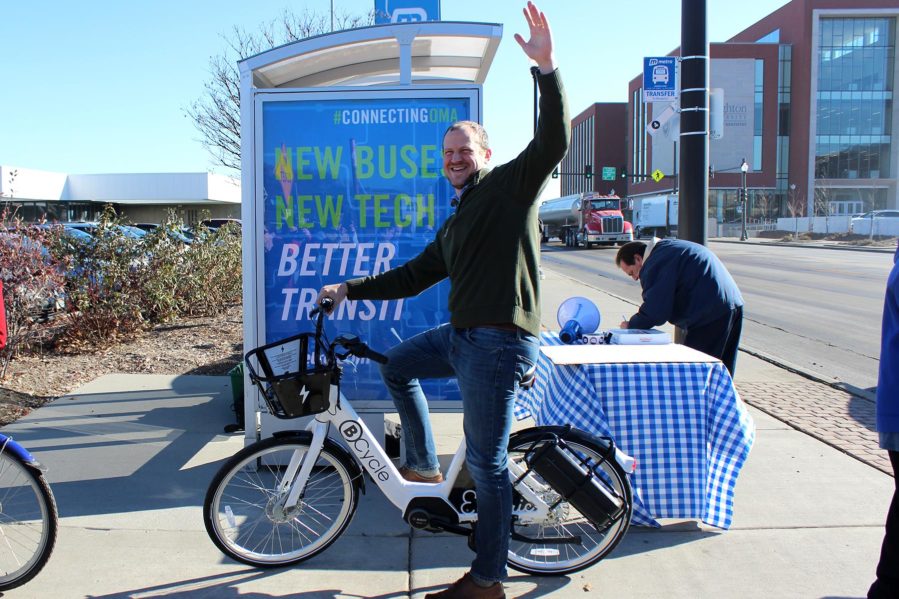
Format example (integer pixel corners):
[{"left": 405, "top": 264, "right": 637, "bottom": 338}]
[
  {"left": 877, "top": 258, "right": 899, "bottom": 433},
  {"left": 628, "top": 239, "right": 744, "bottom": 331}
]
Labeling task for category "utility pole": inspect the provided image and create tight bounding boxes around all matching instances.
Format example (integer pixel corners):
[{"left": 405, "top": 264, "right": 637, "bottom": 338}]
[
  {"left": 677, "top": 0, "right": 709, "bottom": 246},
  {"left": 675, "top": 0, "right": 709, "bottom": 343}
]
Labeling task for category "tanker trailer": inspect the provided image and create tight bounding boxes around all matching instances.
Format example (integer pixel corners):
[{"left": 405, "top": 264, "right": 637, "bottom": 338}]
[{"left": 538, "top": 193, "right": 633, "bottom": 248}]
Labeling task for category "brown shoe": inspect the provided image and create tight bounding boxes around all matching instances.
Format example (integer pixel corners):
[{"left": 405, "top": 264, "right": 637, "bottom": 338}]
[
  {"left": 399, "top": 466, "right": 444, "bottom": 483},
  {"left": 425, "top": 573, "right": 505, "bottom": 598}
]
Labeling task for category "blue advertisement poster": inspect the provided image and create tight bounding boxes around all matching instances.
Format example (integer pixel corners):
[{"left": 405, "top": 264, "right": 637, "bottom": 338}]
[{"left": 259, "top": 92, "right": 472, "bottom": 402}]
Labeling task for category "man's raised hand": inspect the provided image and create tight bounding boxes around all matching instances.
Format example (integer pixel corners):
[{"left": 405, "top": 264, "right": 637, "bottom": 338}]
[{"left": 513, "top": 2, "right": 556, "bottom": 73}]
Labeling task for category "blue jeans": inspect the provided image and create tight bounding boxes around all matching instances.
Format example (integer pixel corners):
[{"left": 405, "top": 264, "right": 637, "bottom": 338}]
[{"left": 379, "top": 323, "right": 539, "bottom": 582}]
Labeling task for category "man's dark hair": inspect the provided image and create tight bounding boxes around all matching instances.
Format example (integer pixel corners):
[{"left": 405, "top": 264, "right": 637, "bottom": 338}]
[{"left": 615, "top": 241, "right": 647, "bottom": 266}]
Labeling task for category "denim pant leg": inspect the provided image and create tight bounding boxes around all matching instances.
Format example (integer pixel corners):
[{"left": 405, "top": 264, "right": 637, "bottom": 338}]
[
  {"left": 452, "top": 327, "right": 539, "bottom": 583},
  {"left": 379, "top": 324, "right": 455, "bottom": 474}
]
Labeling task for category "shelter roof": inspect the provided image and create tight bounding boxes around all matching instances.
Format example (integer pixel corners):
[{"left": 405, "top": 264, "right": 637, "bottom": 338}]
[{"left": 240, "top": 21, "right": 503, "bottom": 88}]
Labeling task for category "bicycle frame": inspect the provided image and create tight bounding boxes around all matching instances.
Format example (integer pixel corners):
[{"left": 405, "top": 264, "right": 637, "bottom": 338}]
[
  {"left": 245, "top": 302, "right": 633, "bottom": 519},
  {"left": 276, "top": 385, "right": 564, "bottom": 526}
]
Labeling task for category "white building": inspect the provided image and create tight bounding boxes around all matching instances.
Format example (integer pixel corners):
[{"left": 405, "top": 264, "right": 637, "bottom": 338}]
[{"left": 0, "top": 165, "right": 240, "bottom": 225}]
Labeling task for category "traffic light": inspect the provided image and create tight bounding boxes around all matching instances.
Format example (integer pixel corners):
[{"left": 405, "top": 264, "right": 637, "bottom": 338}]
[
  {"left": 620, "top": 166, "right": 627, "bottom": 179},
  {"left": 552, "top": 167, "right": 559, "bottom": 179},
  {"left": 584, "top": 164, "right": 593, "bottom": 180}
]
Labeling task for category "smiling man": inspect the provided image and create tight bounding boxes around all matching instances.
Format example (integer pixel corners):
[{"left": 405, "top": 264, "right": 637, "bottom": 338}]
[{"left": 317, "top": 3, "right": 568, "bottom": 596}]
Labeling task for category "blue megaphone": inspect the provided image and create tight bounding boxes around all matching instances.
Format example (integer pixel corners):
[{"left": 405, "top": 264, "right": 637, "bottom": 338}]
[{"left": 557, "top": 297, "right": 601, "bottom": 344}]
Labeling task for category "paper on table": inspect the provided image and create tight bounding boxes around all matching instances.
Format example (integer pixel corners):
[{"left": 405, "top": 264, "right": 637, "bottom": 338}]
[{"left": 540, "top": 343, "right": 721, "bottom": 365}]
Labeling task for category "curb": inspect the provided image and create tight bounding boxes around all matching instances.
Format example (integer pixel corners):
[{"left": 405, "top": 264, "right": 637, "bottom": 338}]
[
  {"left": 710, "top": 238, "right": 896, "bottom": 253},
  {"left": 737, "top": 345, "right": 877, "bottom": 403}
]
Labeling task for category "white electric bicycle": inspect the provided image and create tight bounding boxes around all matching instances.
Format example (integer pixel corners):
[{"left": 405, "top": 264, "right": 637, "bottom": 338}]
[{"left": 203, "top": 299, "right": 634, "bottom": 576}]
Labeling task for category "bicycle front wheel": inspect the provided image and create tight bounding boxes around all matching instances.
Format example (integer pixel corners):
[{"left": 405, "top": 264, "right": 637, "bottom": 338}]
[
  {"left": 204, "top": 434, "right": 359, "bottom": 567},
  {"left": 507, "top": 428, "right": 632, "bottom": 576},
  {"left": 0, "top": 453, "right": 58, "bottom": 591}
]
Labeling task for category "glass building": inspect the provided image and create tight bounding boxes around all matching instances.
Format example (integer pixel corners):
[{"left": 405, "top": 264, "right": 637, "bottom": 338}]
[{"left": 814, "top": 16, "right": 895, "bottom": 214}]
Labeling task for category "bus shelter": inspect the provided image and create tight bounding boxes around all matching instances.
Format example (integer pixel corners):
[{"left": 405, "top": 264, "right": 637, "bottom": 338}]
[{"left": 239, "top": 21, "right": 502, "bottom": 440}]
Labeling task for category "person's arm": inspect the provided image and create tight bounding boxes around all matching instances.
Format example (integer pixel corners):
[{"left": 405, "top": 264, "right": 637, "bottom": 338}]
[
  {"left": 627, "top": 264, "right": 676, "bottom": 329},
  {"left": 317, "top": 237, "right": 448, "bottom": 308},
  {"left": 347, "top": 240, "right": 447, "bottom": 300},
  {"left": 502, "top": 2, "right": 569, "bottom": 202}
]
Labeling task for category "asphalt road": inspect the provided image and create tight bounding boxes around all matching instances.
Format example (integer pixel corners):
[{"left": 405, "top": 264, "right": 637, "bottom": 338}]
[{"left": 539, "top": 240, "right": 896, "bottom": 393}]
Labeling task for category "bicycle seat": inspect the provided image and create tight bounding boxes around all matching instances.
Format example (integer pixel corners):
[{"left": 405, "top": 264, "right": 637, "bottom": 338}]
[{"left": 520, "top": 364, "right": 537, "bottom": 390}]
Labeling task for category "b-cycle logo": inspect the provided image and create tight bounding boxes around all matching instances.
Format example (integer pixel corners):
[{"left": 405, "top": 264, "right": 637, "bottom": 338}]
[{"left": 339, "top": 420, "right": 390, "bottom": 482}]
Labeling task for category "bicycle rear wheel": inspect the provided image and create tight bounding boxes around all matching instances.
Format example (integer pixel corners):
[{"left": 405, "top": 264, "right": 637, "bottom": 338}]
[
  {"left": 507, "top": 428, "right": 632, "bottom": 576},
  {"left": 204, "top": 434, "right": 360, "bottom": 567},
  {"left": 0, "top": 453, "right": 58, "bottom": 591}
]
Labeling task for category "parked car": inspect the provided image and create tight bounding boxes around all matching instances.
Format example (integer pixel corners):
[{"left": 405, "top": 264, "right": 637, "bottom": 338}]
[
  {"left": 849, "top": 210, "right": 899, "bottom": 236},
  {"left": 134, "top": 223, "right": 193, "bottom": 245},
  {"left": 34, "top": 223, "right": 94, "bottom": 246},
  {"left": 64, "top": 222, "right": 147, "bottom": 240},
  {"left": 198, "top": 218, "right": 241, "bottom": 231},
  {"left": 0, "top": 231, "right": 67, "bottom": 321}
]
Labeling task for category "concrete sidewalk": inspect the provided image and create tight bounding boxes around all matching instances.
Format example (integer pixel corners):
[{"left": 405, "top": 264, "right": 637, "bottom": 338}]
[{"left": 1, "top": 267, "right": 893, "bottom": 598}]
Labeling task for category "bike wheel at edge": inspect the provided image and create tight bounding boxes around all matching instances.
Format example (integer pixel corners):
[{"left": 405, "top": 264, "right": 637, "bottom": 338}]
[
  {"left": 0, "top": 453, "right": 58, "bottom": 591},
  {"left": 204, "top": 435, "right": 359, "bottom": 567},
  {"left": 506, "top": 434, "right": 633, "bottom": 576}
]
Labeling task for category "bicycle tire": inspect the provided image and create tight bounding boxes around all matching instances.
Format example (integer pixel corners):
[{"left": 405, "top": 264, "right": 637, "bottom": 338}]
[
  {"left": 506, "top": 427, "right": 632, "bottom": 576},
  {"left": 0, "top": 453, "right": 58, "bottom": 591},
  {"left": 204, "top": 433, "right": 360, "bottom": 567}
]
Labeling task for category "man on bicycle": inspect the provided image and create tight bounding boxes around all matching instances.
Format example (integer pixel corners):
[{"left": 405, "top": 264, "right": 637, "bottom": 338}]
[{"left": 317, "top": 3, "right": 567, "bottom": 596}]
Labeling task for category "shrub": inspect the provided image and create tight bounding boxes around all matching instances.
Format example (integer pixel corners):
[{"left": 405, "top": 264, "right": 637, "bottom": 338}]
[
  {"left": 134, "top": 212, "right": 191, "bottom": 323},
  {"left": 2, "top": 205, "right": 242, "bottom": 357},
  {"left": 57, "top": 208, "right": 147, "bottom": 350},
  {"left": 0, "top": 212, "right": 68, "bottom": 376},
  {"left": 174, "top": 221, "right": 242, "bottom": 316}
]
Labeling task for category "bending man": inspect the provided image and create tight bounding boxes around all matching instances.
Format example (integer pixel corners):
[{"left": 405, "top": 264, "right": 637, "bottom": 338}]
[
  {"left": 317, "top": 3, "right": 568, "bottom": 597},
  {"left": 616, "top": 238, "right": 744, "bottom": 376}
]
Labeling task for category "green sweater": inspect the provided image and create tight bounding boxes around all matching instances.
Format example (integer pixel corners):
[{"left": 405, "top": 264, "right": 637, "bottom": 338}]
[{"left": 346, "top": 69, "right": 570, "bottom": 336}]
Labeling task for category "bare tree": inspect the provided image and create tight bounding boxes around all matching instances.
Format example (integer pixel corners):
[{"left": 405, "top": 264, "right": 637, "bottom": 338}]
[
  {"left": 787, "top": 185, "right": 805, "bottom": 240},
  {"left": 186, "top": 8, "right": 373, "bottom": 173},
  {"left": 813, "top": 186, "right": 833, "bottom": 236},
  {"left": 858, "top": 186, "right": 881, "bottom": 239},
  {"left": 754, "top": 191, "right": 776, "bottom": 223}
]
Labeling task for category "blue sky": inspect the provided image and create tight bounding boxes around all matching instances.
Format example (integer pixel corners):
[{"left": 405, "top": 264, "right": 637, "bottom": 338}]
[{"left": 2, "top": 0, "right": 791, "bottom": 200}]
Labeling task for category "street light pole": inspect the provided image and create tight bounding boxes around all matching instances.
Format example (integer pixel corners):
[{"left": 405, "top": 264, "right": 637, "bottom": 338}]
[{"left": 740, "top": 158, "right": 749, "bottom": 241}]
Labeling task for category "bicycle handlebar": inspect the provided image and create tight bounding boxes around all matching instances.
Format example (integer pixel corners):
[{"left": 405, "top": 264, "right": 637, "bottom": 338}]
[
  {"left": 310, "top": 297, "right": 334, "bottom": 319},
  {"left": 332, "top": 334, "right": 389, "bottom": 364},
  {"left": 311, "top": 297, "right": 389, "bottom": 365}
]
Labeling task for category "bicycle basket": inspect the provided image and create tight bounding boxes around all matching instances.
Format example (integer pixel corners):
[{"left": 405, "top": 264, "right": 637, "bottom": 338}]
[{"left": 244, "top": 332, "right": 337, "bottom": 419}]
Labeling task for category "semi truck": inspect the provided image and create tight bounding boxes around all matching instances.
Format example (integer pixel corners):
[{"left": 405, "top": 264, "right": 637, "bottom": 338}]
[
  {"left": 634, "top": 194, "right": 678, "bottom": 238},
  {"left": 538, "top": 193, "right": 633, "bottom": 248}
]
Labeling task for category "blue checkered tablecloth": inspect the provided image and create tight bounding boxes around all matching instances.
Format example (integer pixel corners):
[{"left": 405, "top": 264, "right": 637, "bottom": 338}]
[{"left": 515, "top": 333, "right": 755, "bottom": 529}]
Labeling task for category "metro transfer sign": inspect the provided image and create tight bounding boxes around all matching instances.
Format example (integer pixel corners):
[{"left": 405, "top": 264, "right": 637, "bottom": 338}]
[{"left": 643, "top": 57, "right": 678, "bottom": 103}]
